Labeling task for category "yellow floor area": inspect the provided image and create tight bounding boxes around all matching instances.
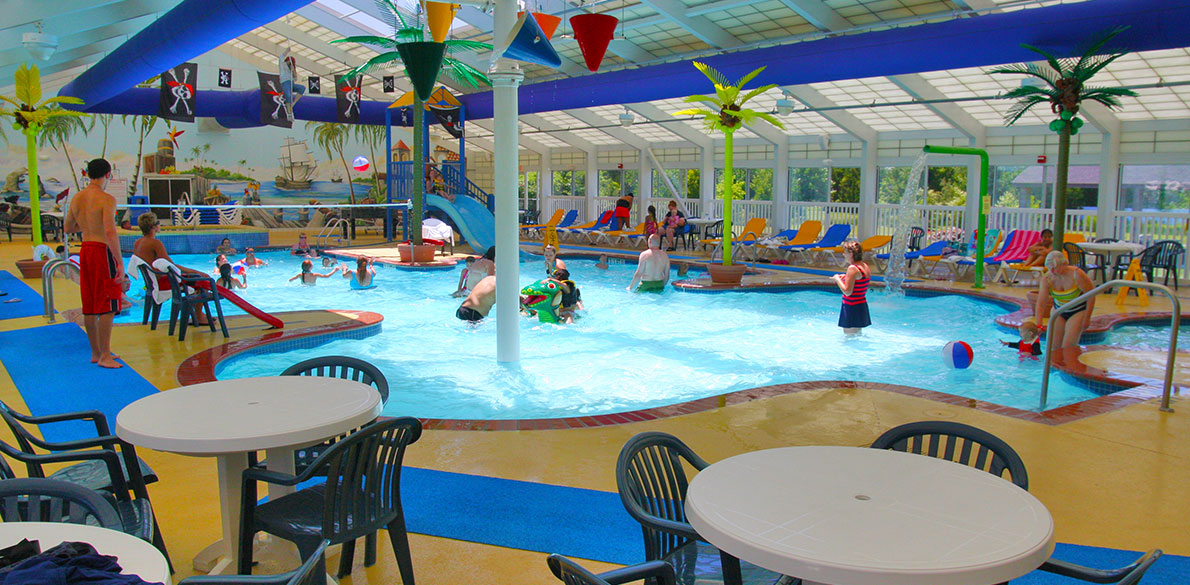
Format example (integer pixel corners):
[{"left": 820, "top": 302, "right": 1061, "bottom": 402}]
[{"left": 0, "top": 238, "right": 1187, "bottom": 585}]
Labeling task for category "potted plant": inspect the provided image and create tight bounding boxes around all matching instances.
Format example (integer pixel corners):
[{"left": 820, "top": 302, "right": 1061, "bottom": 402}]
[
  {"left": 675, "top": 62, "right": 783, "bottom": 284},
  {"left": 1, "top": 63, "right": 87, "bottom": 277},
  {"left": 397, "top": 241, "right": 437, "bottom": 263}
]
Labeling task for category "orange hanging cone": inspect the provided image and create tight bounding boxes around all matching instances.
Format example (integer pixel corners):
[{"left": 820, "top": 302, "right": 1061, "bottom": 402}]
[
  {"left": 424, "top": 2, "right": 459, "bottom": 43},
  {"left": 519, "top": 11, "right": 562, "bottom": 40},
  {"left": 570, "top": 13, "right": 618, "bottom": 72}
]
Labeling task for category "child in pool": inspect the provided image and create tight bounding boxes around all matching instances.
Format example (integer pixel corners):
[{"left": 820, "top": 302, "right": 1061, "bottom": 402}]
[
  {"left": 216, "top": 237, "right": 237, "bottom": 255},
  {"left": 595, "top": 254, "right": 609, "bottom": 270},
  {"left": 342, "top": 256, "right": 376, "bottom": 289},
  {"left": 552, "top": 268, "right": 584, "bottom": 324},
  {"left": 452, "top": 256, "right": 477, "bottom": 297},
  {"left": 322, "top": 256, "right": 337, "bottom": 268},
  {"left": 289, "top": 259, "right": 338, "bottom": 285},
  {"left": 1002, "top": 321, "right": 1042, "bottom": 360},
  {"left": 242, "top": 248, "right": 266, "bottom": 266},
  {"left": 217, "top": 262, "right": 247, "bottom": 290}
]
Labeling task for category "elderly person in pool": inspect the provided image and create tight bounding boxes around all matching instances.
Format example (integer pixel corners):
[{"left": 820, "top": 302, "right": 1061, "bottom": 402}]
[
  {"left": 628, "top": 234, "right": 670, "bottom": 292},
  {"left": 1036, "top": 250, "right": 1096, "bottom": 349}
]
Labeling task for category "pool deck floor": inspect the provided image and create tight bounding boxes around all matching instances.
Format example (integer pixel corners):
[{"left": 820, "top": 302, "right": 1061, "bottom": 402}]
[{"left": 1, "top": 238, "right": 1188, "bottom": 585}]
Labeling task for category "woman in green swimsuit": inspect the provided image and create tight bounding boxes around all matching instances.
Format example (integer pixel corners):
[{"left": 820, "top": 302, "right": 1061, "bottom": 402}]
[{"left": 1036, "top": 251, "right": 1096, "bottom": 349}]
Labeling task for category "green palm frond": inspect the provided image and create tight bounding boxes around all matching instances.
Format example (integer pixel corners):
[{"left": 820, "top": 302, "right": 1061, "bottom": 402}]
[
  {"left": 692, "top": 62, "right": 730, "bottom": 89},
  {"left": 1019, "top": 43, "right": 1064, "bottom": 76},
  {"left": 749, "top": 111, "right": 784, "bottom": 130},
  {"left": 330, "top": 35, "right": 401, "bottom": 50},
  {"left": 683, "top": 94, "right": 720, "bottom": 105},
  {"left": 1078, "top": 52, "right": 1128, "bottom": 80},
  {"left": 1080, "top": 86, "right": 1138, "bottom": 109},
  {"left": 988, "top": 63, "right": 1059, "bottom": 87},
  {"left": 714, "top": 84, "right": 738, "bottom": 106},
  {"left": 734, "top": 66, "right": 765, "bottom": 90},
  {"left": 445, "top": 40, "right": 492, "bottom": 53},
  {"left": 738, "top": 84, "right": 776, "bottom": 106},
  {"left": 1073, "top": 26, "right": 1130, "bottom": 73},
  {"left": 345, "top": 52, "right": 403, "bottom": 79},
  {"left": 442, "top": 58, "right": 491, "bottom": 88},
  {"left": 1000, "top": 85, "right": 1059, "bottom": 101},
  {"left": 674, "top": 107, "right": 715, "bottom": 117},
  {"left": 373, "top": 0, "right": 408, "bottom": 33},
  {"left": 1003, "top": 94, "right": 1050, "bottom": 125}
]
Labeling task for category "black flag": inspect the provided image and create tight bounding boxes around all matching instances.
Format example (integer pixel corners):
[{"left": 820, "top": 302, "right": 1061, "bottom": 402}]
[
  {"left": 217, "top": 68, "right": 232, "bottom": 88},
  {"left": 383, "top": 76, "right": 395, "bottom": 93},
  {"left": 258, "top": 72, "right": 291, "bottom": 128},
  {"left": 159, "top": 63, "right": 197, "bottom": 122},
  {"left": 336, "top": 75, "right": 362, "bottom": 124},
  {"left": 308, "top": 76, "right": 321, "bottom": 95},
  {"left": 430, "top": 105, "right": 463, "bottom": 139}
]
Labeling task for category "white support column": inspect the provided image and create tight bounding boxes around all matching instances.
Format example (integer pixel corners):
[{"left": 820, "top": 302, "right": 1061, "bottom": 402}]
[
  {"left": 1097, "top": 129, "right": 1122, "bottom": 239},
  {"left": 540, "top": 148, "right": 553, "bottom": 214},
  {"left": 586, "top": 151, "right": 599, "bottom": 221},
  {"left": 491, "top": 0, "right": 522, "bottom": 364},
  {"left": 701, "top": 142, "right": 715, "bottom": 216},
  {"left": 773, "top": 142, "right": 790, "bottom": 230},
  {"left": 858, "top": 140, "right": 878, "bottom": 238},
  {"left": 963, "top": 135, "right": 986, "bottom": 238},
  {"left": 638, "top": 148, "right": 651, "bottom": 205}
]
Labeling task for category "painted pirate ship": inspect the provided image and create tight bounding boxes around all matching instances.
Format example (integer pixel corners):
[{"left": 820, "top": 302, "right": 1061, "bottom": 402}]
[{"left": 275, "top": 138, "right": 316, "bottom": 190}]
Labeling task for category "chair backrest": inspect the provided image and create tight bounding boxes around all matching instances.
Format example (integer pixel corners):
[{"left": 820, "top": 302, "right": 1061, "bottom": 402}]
[
  {"left": 1063, "top": 242, "right": 1089, "bottom": 268},
  {"left": 547, "top": 555, "right": 615, "bottom": 585},
  {"left": 556, "top": 210, "right": 580, "bottom": 229},
  {"left": 1064, "top": 232, "right": 1087, "bottom": 244},
  {"left": 991, "top": 230, "right": 1040, "bottom": 262},
  {"left": 281, "top": 356, "right": 390, "bottom": 404},
  {"left": 0, "top": 478, "right": 123, "bottom": 529},
  {"left": 787, "top": 220, "right": 822, "bottom": 246},
  {"left": 1140, "top": 240, "right": 1185, "bottom": 269},
  {"left": 859, "top": 235, "right": 892, "bottom": 252},
  {"left": 982, "top": 229, "right": 1002, "bottom": 255},
  {"left": 547, "top": 554, "right": 677, "bottom": 585},
  {"left": 538, "top": 209, "right": 564, "bottom": 227},
  {"left": 908, "top": 227, "right": 925, "bottom": 251},
  {"left": 615, "top": 432, "right": 709, "bottom": 562},
  {"left": 704, "top": 220, "right": 724, "bottom": 240},
  {"left": 870, "top": 421, "right": 1028, "bottom": 489},
  {"left": 737, "top": 217, "right": 766, "bottom": 241},
  {"left": 595, "top": 210, "right": 614, "bottom": 227},
  {"left": 815, "top": 224, "right": 851, "bottom": 247},
  {"left": 315, "top": 417, "right": 421, "bottom": 543}
]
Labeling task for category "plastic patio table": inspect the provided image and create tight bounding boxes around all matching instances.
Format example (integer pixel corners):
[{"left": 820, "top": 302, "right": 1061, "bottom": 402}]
[
  {"left": 116, "top": 377, "right": 382, "bottom": 575},
  {"left": 685, "top": 446, "right": 1054, "bottom": 585},
  {"left": 0, "top": 521, "right": 173, "bottom": 585}
]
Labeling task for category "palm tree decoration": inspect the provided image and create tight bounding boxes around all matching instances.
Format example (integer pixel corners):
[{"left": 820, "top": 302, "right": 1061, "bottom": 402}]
[
  {"left": 990, "top": 27, "right": 1135, "bottom": 245},
  {"left": 308, "top": 121, "right": 357, "bottom": 239},
  {"left": 123, "top": 114, "right": 160, "bottom": 199},
  {"left": 355, "top": 124, "right": 387, "bottom": 199},
  {"left": 676, "top": 62, "right": 783, "bottom": 266},
  {"left": 0, "top": 63, "right": 88, "bottom": 245},
  {"left": 95, "top": 114, "right": 115, "bottom": 157},
  {"left": 39, "top": 110, "right": 93, "bottom": 191}
]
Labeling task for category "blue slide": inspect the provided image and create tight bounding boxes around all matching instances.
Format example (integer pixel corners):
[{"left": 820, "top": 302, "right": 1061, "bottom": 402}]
[{"left": 426, "top": 193, "right": 495, "bottom": 253}]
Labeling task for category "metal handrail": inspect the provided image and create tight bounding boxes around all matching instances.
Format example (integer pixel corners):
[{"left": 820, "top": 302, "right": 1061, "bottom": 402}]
[
  {"left": 1040, "top": 279, "right": 1181, "bottom": 412},
  {"left": 314, "top": 218, "right": 347, "bottom": 248},
  {"left": 41, "top": 259, "right": 74, "bottom": 323}
]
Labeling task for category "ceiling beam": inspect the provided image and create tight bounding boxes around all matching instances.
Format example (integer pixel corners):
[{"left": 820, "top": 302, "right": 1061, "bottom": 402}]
[
  {"left": 950, "top": 0, "right": 998, "bottom": 11},
  {"left": 0, "top": 38, "right": 124, "bottom": 83},
  {"left": 778, "top": 0, "right": 850, "bottom": 31},
  {"left": 468, "top": 119, "right": 552, "bottom": 156},
  {"left": 1080, "top": 101, "right": 1121, "bottom": 137},
  {"left": 0, "top": 0, "right": 125, "bottom": 32},
  {"left": 563, "top": 109, "right": 652, "bottom": 150},
  {"left": 889, "top": 74, "right": 985, "bottom": 141},
  {"left": 781, "top": 85, "right": 876, "bottom": 143},
  {"left": 520, "top": 114, "right": 598, "bottom": 153},
  {"left": 637, "top": 0, "right": 742, "bottom": 49},
  {"left": 626, "top": 103, "right": 712, "bottom": 148}
]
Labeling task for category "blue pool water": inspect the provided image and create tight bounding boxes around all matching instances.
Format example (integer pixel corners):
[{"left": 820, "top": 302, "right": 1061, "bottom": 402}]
[{"left": 126, "top": 250, "right": 1172, "bottom": 418}]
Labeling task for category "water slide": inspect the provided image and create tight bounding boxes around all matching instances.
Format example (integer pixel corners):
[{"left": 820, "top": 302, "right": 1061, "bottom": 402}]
[
  {"left": 191, "top": 280, "right": 284, "bottom": 329},
  {"left": 426, "top": 193, "right": 495, "bottom": 253}
]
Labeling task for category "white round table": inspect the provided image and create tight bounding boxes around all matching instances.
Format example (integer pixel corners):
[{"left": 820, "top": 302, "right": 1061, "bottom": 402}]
[
  {"left": 0, "top": 522, "right": 172, "bottom": 585},
  {"left": 1077, "top": 241, "right": 1145, "bottom": 268},
  {"left": 116, "top": 377, "right": 382, "bottom": 575},
  {"left": 685, "top": 446, "right": 1054, "bottom": 585}
]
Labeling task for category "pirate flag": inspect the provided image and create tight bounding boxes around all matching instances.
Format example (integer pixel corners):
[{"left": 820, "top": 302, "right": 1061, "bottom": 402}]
[
  {"left": 430, "top": 105, "right": 463, "bottom": 139},
  {"left": 308, "top": 76, "right": 321, "bottom": 95},
  {"left": 383, "top": 76, "right": 395, "bottom": 93},
  {"left": 336, "top": 75, "right": 363, "bottom": 124},
  {"left": 159, "top": 63, "right": 197, "bottom": 123},
  {"left": 258, "top": 71, "right": 291, "bottom": 128},
  {"left": 217, "top": 68, "right": 232, "bottom": 88}
]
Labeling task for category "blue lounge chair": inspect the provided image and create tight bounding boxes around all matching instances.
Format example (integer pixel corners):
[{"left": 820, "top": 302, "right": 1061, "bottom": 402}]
[
  {"left": 741, "top": 228, "right": 798, "bottom": 259},
  {"left": 525, "top": 209, "right": 578, "bottom": 239},
  {"left": 561, "top": 210, "right": 614, "bottom": 241},
  {"left": 779, "top": 224, "right": 852, "bottom": 261},
  {"left": 875, "top": 240, "right": 950, "bottom": 274}
]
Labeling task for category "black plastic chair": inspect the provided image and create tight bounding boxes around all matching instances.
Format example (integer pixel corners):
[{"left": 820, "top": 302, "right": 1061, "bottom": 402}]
[
  {"left": 136, "top": 263, "right": 167, "bottom": 329},
  {"left": 278, "top": 356, "right": 389, "bottom": 578},
  {"left": 871, "top": 421, "right": 1162, "bottom": 584},
  {"left": 548, "top": 553, "right": 677, "bottom": 585},
  {"left": 164, "top": 267, "right": 229, "bottom": 341},
  {"left": 180, "top": 540, "right": 329, "bottom": 585},
  {"left": 908, "top": 226, "right": 926, "bottom": 252},
  {"left": 1115, "top": 240, "right": 1184, "bottom": 291},
  {"left": 616, "top": 432, "right": 788, "bottom": 585},
  {"left": 238, "top": 417, "right": 422, "bottom": 585},
  {"left": 0, "top": 477, "right": 124, "bottom": 529},
  {"left": 700, "top": 220, "right": 724, "bottom": 251},
  {"left": 1064, "top": 242, "right": 1107, "bottom": 284}
]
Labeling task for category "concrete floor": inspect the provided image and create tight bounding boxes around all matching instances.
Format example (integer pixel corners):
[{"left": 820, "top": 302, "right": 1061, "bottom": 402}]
[{"left": 0, "top": 236, "right": 1186, "bottom": 585}]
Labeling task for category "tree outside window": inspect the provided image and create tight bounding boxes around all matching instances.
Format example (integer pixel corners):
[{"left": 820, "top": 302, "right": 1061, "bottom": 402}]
[{"left": 789, "top": 167, "right": 829, "bottom": 202}]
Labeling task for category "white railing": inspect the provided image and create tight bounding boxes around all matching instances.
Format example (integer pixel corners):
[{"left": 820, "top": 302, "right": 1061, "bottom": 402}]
[
  {"left": 873, "top": 204, "right": 966, "bottom": 235},
  {"left": 730, "top": 200, "right": 773, "bottom": 236},
  {"left": 544, "top": 196, "right": 587, "bottom": 223},
  {"left": 1113, "top": 211, "right": 1190, "bottom": 278},
  {"left": 985, "top": 207, "right": 1097, "bottom": 237},
  {"left": 787, "top": 202, "right": 861, "bottom": 233}
]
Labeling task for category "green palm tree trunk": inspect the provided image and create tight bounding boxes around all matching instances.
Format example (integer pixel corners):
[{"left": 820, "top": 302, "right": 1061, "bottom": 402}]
[
  {"left": 1053, "top": 121, "right": 1071, "bottom": 246},
  {"left": 722, "top": 129, "right": 734, "bottom": 266},
  {"left": 25, "top": 128, "right": 43, "bottom": 245},
  {"left": 412, "top": 95, "right": 424, "bottom": 245}
]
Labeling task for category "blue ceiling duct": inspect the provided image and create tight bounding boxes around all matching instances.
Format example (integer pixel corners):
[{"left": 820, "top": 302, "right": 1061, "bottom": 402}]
[
  {"left": 458, "top": 0, "right": 1190, "bottom": 120},
  {"left": 74, "top": 87, "right": 397, "bottom": 127},
  {"left": 58, "top": 0, "right": 315, "bottom": 109}
]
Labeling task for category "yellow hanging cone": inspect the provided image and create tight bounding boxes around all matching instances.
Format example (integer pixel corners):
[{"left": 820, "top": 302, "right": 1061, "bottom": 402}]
[{"left": 424, "top": 1, "right": 459, "bottom": 43}]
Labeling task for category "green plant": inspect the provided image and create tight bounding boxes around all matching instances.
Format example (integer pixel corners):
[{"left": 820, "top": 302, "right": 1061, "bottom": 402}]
[
  {"left": 123, "top": 114, "right": 159, "bottom": 198},
  {"left": 354, "top": 124, "right": 386, "bottom": 198},
  {"left": 95, "top": 113, "right": 114, "bottom": 157},
  {"left": 675, "top": 62, "right": 783, "bottom": 265},
  {"left": 0, "top": 63, "right": 88, "bottom": 245},
  {"left": 990, "top": 26, "right": 1136, "bottom": 245},
  {"left": 307, "top": 121, "right": 356, "bottom": 206},
  {"left": 39, "top": 109, "right": 93, "bottom": 191}
]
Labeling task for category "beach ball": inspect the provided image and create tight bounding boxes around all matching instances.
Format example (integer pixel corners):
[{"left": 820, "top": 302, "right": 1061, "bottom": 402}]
[
  {"left": 352, "top": 156, "right": 370, "bottom": 172},
  {"left": 231, "top": 261, "right": 247, "bottom": 276},
  {"left": 943, "top": 341, "right": 974, "bottom": 369}
]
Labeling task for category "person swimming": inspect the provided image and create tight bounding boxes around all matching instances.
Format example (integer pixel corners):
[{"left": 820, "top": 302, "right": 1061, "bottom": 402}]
[
  {"left": 342, "top": 256, "right": 377, "bottom": 289},
  {"left": 452, "top": 256, "right": 477, "bottom": 297},
  {"left": 1002, "top": 321, "right": 1042, "bottom": 360},
  {"left": 242, "top": 248, "right": 266, "bottom": 266},
  {"left": 217, "top": 262, "right": 246, "bottom": 290},
  {"left": 289, "top": 259, "right": 338, "bottom": 285}
]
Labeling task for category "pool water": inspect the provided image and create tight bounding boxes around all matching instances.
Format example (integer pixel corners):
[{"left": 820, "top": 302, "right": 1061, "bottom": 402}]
[
  {"left": 1101, "top": 323, "right": 1186, "bottom": 350},
  {"left": 122, "top": 250, "right": 1132, "bottom": 419}
]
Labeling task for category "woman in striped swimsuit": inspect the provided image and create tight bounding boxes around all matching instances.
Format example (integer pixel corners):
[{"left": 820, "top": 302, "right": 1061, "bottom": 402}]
[
  {"left": 1037, "top": 250, "right": 1096, "bottom": 349},
  {"left": 832, "top": 240, "right": 871, "bottom": 335}
]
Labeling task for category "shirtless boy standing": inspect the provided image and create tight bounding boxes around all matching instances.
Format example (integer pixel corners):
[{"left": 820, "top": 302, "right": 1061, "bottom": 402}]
[{"left": 64, "top": 159, "right": 125, "bottom": 368}]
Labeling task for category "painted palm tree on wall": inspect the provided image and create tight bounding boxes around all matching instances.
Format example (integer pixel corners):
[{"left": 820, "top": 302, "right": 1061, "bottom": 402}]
[
  {"left": 990, "top": 27, "right": 1136, "bottom": 245},
  {"left": 676, "top": 62, "right": 783, "bottom": 267},
  {"left": 39, "top": 111, "right": 93, "bottom": 191},
  {"left": 307, "top": 121, "right": 356, "bottom": 205}
]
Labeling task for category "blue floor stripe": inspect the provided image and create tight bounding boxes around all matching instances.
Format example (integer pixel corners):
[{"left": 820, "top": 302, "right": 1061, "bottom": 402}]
[
  {"left": 0, "top": 271, "right": 47, "bottom": 320},
  {"left": 0, "top": 323, "right": 157, "bottom": 442}
]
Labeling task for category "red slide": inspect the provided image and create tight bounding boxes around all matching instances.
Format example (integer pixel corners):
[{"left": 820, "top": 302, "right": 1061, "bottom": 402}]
[{"left": 191, "top": 280, "right": 284, "bottom": 329}]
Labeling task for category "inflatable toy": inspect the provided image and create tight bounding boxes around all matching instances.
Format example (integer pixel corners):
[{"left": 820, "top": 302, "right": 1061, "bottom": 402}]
[
  {"left": 230, "top": 261, "right": 248, "bottom": 276},
  {"left": 352, "top": 156, "right": 370, "bottom": 172},
  {"left": 520, "top": 279, "right": 563, "bottom": 324},
  {"left": 943, "top": 340, "right": 974, "bottom": 369}
]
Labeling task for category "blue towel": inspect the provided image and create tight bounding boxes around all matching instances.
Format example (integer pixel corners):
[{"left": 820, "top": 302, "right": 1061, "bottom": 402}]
[{"left": 0, "top": 270, "right": 47, "bottom": 320}]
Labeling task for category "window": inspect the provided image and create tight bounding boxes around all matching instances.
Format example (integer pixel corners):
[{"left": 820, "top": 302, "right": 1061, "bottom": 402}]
[
  {"left": 831, "top": 167, "right": 861, "bottom": 203},
  {"left": 520, "top": 172, "right": 538, "bottom": 211},
  {"left": 713, "top": 168, "right": 772, "bottom": 200},
  {"left": 789, "top": 167, "right": 829, "bottom": 202},
  {"left": 598, "top": 169, "right": 639, "bottom": 198},
  {"left": 1117, "top": 165, "right": 1190, "bottom": 212},
  {"left": 552, "top": 170, "right": 586, "bottom": 197},
  {"left": 993, "top": 165, "right": 1099, "bottom": 209},
  {"left": 652, "top": 169, "right": 701, "bottom": 199},
  {"left": 879, "top": 166, "right": 967, "bottom": 205}
]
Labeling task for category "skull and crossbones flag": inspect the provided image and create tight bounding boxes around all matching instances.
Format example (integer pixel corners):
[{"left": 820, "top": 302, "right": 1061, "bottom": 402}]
[
  {"left": 308, "top": 76, "right": 321, "bottom": 95},
  {"left": 159, "top": 63, "right": 198, "bottom": 123},
  {"left": 258, "top": 72, "right": 292, "bottom": 128},
  {"left": 383, "top": 76, "right": 395, "bottom": 93},
  {"left": 217, "top": 68, "right": 232, "bottom": 88},
  {"left": 336, "top": 75, "right": 363, "bottom": 124},
  {"left": 430, "top": 106, "right": 463, "bottom": 139}
]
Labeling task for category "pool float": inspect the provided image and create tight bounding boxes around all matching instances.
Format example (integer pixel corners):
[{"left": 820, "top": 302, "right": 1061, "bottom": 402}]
[
  {"left": 349, "top": 278, "right": 376, "bottom": 290},
  {"left": 520, "top": 279, "right": 563, "bottom": 324}
]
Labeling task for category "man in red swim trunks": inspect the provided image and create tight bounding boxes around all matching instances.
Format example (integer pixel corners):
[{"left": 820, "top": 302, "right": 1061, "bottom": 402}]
[{"left": 64, "top": 159, "right": 125, "bottom": 369}]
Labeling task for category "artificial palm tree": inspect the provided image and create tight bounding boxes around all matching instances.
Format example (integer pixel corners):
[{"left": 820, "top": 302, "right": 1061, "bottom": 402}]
[
  {"left": 676, "top": 62, "right": 783, "bottom": 267},
  {"left": 0, "top": 63, "right": 88, "bottom": 245},
  {"left": 39, "top": 110, "right": 93, "bottom": 191},
  {"left": 990, "top": 27, "right": 1136, "bottom": 245}
]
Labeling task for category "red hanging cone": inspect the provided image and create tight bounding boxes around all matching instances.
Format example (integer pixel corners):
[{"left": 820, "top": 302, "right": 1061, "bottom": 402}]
[
  {"left": 570, "top": 13, "right": 617, "bottom": 72},
  {"left": 519, "top": 11, "right": 562, "bottom": 40}
]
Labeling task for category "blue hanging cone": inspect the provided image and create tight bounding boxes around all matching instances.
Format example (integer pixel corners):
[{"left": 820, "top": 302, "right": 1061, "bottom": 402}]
[{"left": 498, "top": 11, "right": 563, "bottom": 68}]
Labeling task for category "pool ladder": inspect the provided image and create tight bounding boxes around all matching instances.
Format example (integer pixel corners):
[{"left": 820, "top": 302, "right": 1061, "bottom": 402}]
[
  {"left": 41, "top": 259, "right": 75, "bottom": 323},
  {"left": 1039, "top": 279, "right": 1181, "bottom": 412},
  {"left": 314, "top": 218, "right": 348, "bottom": 249}
]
